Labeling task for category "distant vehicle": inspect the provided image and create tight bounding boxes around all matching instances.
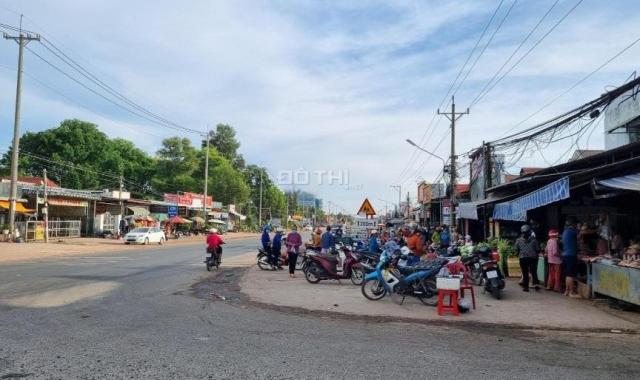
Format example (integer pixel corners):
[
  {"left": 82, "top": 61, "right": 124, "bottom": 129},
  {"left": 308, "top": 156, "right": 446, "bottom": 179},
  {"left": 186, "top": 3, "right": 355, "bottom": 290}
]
[{"left": 124, "top": 227, "right": 166, "bottom": 245}]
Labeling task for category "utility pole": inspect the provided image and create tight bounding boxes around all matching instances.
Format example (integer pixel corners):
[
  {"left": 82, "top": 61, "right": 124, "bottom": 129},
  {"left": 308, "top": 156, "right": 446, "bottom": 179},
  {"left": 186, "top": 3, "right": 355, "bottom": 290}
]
[
  {"left": 119, "top": 175, "right": 124, "bottom": 237},
  {"left": 3, "top": 25, "right": 40, "bottom": 240},
  {"left": 43, "top": 169, "right": 49, "bottom": 243},
  {"left": 258, "top": 170, "right": 263, "bottom": 228},
  {"left": 438, "top": 96, "right": 469, "bottom": 231},
  {"left": 203, "top": 131, "right": 210, "bottom": 219},
  {"left": 390, "top": 185, "right": 401, "bottom": 218}
]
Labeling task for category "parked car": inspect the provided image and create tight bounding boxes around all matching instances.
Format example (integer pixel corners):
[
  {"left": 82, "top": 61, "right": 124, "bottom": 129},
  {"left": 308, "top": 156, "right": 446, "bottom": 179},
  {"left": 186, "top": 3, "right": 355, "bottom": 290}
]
[{"left": 124, "top": 227, "right": 166, "bottom": 245}]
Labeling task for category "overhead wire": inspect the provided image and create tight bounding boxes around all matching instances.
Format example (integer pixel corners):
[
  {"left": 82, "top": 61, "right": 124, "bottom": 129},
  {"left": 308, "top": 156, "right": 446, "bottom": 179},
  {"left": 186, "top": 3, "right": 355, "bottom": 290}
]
[
  {"left": 469, "top": 0, "right": 584, "bottom": 109},
  {"left": 467, "top": 0, "right": 560, "bottom": 108},
  {"left": 392, "top": 0, "right": 506, "bottom": 185}
]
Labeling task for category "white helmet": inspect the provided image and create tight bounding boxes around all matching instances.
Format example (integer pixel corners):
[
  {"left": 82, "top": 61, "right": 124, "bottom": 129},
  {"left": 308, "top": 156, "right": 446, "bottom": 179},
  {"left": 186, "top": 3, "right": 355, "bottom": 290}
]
[{"left": 208, "top": 228, "right": 218, "bottom": 234}]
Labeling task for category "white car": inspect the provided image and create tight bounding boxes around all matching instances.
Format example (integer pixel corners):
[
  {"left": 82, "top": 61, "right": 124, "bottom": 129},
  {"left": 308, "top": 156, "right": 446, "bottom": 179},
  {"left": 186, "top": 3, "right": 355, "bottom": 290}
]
[{"left": 124, "top": 227, "right": 166, "bottom": 245}]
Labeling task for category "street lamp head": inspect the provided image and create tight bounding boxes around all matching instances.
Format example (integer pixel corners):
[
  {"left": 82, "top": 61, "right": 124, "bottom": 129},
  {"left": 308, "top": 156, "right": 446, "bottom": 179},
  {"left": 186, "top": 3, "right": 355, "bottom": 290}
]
[{"left": 406, "top": 139, "right": 416, "bottom": 147}]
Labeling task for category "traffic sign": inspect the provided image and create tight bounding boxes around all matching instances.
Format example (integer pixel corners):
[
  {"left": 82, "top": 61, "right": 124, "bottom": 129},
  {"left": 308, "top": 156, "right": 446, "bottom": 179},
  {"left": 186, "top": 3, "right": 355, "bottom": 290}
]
[
  {"left": 168, "top": 206, "right": 178, "bottom": 217},
  {"left": 357, "top": 198, "right": 376, "bottom": 217}
]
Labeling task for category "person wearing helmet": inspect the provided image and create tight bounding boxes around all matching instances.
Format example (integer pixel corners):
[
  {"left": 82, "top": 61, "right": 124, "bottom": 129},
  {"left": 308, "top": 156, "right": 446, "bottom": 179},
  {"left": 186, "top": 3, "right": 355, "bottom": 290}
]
[
  {"left": 271, "top": 227, "right": 284, "bottom": 270},
  {"left": 514, "top": 224, "right": 541, "bottom": 292},
  {"left": 368, "top": 230, "right": 380, "bottom": 253},
  {"left": 206, "top": 228, "right": 225, "bottom": 263},
  {"left": 261, "top": 225, "right": 272, "bottom": 252}
]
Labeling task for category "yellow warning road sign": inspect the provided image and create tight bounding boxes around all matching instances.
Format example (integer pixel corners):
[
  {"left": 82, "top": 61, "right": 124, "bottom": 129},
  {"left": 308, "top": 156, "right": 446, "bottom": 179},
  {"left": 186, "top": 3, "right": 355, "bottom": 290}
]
[{"left": 357, "top": 198, "right": 376, "bottom": 216}]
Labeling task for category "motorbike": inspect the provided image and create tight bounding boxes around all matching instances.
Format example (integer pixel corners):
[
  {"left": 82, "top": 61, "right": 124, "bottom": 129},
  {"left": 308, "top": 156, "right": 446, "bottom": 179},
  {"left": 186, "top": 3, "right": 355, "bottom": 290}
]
[
  {"left": 304, "top": 246, "right": 365, "bottom": 285},
  {"left": 480, "top": 255, "right": 505, "bottom": 299},
  {"left": 205, "top": 246, "right": 222, "bottom": 271},
  {"left": 361, "top": 245, "right": 449, "bottom": 306},
  {"left": 257, "top": 247, "right": 286, "bottom": 271}
]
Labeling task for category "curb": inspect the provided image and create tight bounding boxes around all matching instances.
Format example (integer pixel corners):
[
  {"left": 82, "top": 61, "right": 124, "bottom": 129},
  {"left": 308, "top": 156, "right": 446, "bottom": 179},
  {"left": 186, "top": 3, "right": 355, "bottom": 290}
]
[{"left": 193, "top": 267, "right": 639, "bottom": 335}]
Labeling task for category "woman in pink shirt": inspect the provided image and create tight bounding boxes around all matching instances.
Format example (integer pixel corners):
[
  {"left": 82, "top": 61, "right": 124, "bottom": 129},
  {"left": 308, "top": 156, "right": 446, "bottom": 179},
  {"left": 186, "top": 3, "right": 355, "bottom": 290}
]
[{"left": 545, "top": 229, "right": 562, "bottom": 292}]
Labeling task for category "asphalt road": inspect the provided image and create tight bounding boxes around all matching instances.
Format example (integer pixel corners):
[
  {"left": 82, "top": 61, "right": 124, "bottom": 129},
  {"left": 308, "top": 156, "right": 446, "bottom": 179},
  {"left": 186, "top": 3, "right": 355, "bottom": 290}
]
[{"left": 1, "top": 236, "right": 639, "bottom": 379}]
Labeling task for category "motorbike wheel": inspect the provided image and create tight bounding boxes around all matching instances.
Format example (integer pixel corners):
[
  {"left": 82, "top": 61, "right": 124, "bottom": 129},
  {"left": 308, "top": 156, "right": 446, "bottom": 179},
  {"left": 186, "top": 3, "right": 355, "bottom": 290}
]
[
  {"left": 493, "top": 287, "right": 502, "bottom": 300},
  {"left": 206, "top": 259, "right": 212, "bottom": 272},
  {"left": 350, "top": 267, "right": 364, "bottom": 285},
  {"left": 257, "top": 254, "right": 272, "bottom": 271},
  {"left": 361, "top": 279, "right": 386, "bottom": 301},
  {"left": 417, "top": 278, "right": 438, "bottom": 306},
  {"left": 305, "top": 264, "right": 322, "bottom": 284}
]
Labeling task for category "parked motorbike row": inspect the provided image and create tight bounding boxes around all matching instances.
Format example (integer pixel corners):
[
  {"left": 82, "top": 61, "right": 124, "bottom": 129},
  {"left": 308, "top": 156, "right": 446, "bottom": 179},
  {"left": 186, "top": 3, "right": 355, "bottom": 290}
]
[{"left": 255, "top": 238, "right": 507, "bottom": 305}]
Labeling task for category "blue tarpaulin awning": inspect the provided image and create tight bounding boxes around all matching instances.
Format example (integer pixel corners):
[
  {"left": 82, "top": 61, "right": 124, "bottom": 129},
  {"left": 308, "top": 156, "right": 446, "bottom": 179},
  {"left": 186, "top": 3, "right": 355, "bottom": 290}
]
[
  {"left": 493, "top": 177, "right": 570, "bottom": 221},
  {"left": 597, "top": 172, "right": 640, "bottom": 191}
]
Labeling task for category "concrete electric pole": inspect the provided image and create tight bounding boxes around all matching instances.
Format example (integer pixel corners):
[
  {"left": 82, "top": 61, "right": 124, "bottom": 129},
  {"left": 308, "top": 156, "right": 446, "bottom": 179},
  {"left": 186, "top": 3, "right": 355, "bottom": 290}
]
[
  {"left": 438, "top": 95, "right": 468, "bottom": 231},
  {"left": 258, "top": 170, "right": 263, "bottom": 228},
  {"left": 43, "top": 168, "right": 49, "bottom": 243},
  {"left": 3, "top": 25, "right": 40, "bottom": 240},
  {"left": 390, "top": 185, "right": 401, "bottom": 218},
  {"left": 203, "top": 131, "right": 210, "bottom": 219}
]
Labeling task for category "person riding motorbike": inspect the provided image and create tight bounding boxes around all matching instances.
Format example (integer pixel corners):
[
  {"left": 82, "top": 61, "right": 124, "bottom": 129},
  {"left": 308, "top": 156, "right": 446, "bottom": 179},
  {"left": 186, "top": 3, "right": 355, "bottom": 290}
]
[
  {"left": 206, "top": 228, "right": 225, "bottom": 263},
  {"left": 271, "top": 227, "right": 284, "bottom": 269},
  {"left": 261, "top": 226, "right": 272, "bottom": 251}
]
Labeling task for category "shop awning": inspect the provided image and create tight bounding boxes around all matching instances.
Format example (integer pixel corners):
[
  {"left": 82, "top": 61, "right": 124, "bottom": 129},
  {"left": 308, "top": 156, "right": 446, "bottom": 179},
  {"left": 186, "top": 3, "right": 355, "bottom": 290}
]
[
  {"left": 597, "top": 172, "right": 640, "bottom": 191},
  {"left": 127, "top": 206, "right": 150, "bottom": 217},
  {"left": 228, "top": 209, "right": 247, "bottom": 221},
  {"left": 0, "top": 200, "right": 35, "bottom": 214},
  {"left": 493, "top": 177, "right": 570, "bottom": 221}
]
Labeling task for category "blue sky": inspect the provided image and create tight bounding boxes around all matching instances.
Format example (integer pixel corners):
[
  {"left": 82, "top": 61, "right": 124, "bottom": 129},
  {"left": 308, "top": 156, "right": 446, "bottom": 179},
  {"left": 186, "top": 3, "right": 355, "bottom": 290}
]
[{"left": 1, "top": 0, "right": 639, "bottom": 213}]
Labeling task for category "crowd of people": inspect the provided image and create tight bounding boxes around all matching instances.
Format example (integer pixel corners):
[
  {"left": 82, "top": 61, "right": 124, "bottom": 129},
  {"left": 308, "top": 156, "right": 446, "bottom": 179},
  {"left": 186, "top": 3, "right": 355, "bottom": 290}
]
[{"left": 261, "top": 225, "right": 303, "bottom": 277}]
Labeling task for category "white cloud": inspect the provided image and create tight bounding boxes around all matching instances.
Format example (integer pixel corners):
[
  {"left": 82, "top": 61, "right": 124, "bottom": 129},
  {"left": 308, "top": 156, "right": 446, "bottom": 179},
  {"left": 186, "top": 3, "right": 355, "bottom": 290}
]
[{"left": 0, "top": 0, "right": 638, "bottom": 211}]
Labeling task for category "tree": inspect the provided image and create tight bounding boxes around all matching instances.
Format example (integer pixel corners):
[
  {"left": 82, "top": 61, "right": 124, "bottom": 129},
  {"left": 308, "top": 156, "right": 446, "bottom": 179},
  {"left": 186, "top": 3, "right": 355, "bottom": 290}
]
[
  {"left": 208, "top": 124, "right": 243, "bottom": 169},
  {"left": 201, "top": 147, "right": 250, "bottom": 205},
  {"left": 0, "top": 119, "right": 153, "bottom": 192},
  {"left": 152, "top": 137, "right": 200, "bottom": 193}
]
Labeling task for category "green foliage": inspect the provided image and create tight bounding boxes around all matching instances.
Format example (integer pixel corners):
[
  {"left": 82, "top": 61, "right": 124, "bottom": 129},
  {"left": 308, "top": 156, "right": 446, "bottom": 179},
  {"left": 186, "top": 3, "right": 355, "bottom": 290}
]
[
  {"left": 208, "top": 124, "right": 242, "bottom": 167},
  {"left": 497, "top": 239, "right": 517, "bottom": 257},
  {"left": 152, "top": 137, "right": 200, "bottom": 194},
  {"left": 1, "top": 119, "right": 292, "bottom": 218},
  {"left": 0, "top": 119, "right": 152, "bottom": 192}
]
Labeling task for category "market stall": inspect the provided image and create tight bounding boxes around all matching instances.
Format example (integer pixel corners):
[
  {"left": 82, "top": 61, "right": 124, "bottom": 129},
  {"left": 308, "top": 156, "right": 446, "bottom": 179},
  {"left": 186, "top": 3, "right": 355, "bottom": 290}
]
[{"left": 591, "top": 253, "right": 640, "bottom": 306}]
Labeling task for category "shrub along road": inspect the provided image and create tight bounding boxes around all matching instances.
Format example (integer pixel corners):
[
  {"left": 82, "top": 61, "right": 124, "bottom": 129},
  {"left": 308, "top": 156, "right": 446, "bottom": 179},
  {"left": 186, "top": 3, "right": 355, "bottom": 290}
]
[{"left": 0, "top": 236, "right": 639, "bottom": 379}]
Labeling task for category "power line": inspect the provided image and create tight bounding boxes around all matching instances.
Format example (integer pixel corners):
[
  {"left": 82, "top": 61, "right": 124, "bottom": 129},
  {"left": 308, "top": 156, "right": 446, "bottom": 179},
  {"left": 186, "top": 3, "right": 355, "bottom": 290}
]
[
  {"left": 0, "top": 22, "right": 204, "bottom": 136},
  {"left": 470, "top": 0, "right": 584, "bottom": 108},
  {"left": 392, "top": 0, "right": 505, "bottom": 185},
  {"left": 451, "top": 0, "right": 518, "bottom": 96},
  {"left": 499, "top": 32, "right": 640, "bottom": 138},
  {"left": 468, "top": 0, "right": 560, "bottom": 108}
]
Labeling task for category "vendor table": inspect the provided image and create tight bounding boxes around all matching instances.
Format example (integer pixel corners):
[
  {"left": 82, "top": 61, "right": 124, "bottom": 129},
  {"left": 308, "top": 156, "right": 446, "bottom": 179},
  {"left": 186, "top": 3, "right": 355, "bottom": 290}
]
[{"left": 592, "top": 262, "right": 640, "bottom": 306}]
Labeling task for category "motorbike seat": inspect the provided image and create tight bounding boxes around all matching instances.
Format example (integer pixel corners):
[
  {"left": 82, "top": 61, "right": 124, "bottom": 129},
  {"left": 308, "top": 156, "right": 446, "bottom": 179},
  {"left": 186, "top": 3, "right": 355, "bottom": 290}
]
[{"left": 318, "top": 254, "right": 339, "bottom": 263}]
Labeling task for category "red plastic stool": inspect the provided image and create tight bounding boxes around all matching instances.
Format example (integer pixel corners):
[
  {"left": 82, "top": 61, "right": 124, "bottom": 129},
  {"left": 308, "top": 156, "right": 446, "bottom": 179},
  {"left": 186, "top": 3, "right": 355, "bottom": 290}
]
[
  {"left": 447, "top": 262, "right": 476, "bottom": 310},
  {"left": 459, "top": 285, "right": 476, "bottom": 310},
  {"left": 437, "top": 289, "right": 459, "bottom": 316}
]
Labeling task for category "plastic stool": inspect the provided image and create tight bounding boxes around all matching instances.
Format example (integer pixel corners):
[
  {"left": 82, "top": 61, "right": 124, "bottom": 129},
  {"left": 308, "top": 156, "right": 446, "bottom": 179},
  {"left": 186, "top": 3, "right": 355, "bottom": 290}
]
[
  {"left": 437, "top": 289, "right": 459, "bottom": 316},
  {"left": 459, "top": 284, "right": 476, "bottom": 310}
]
